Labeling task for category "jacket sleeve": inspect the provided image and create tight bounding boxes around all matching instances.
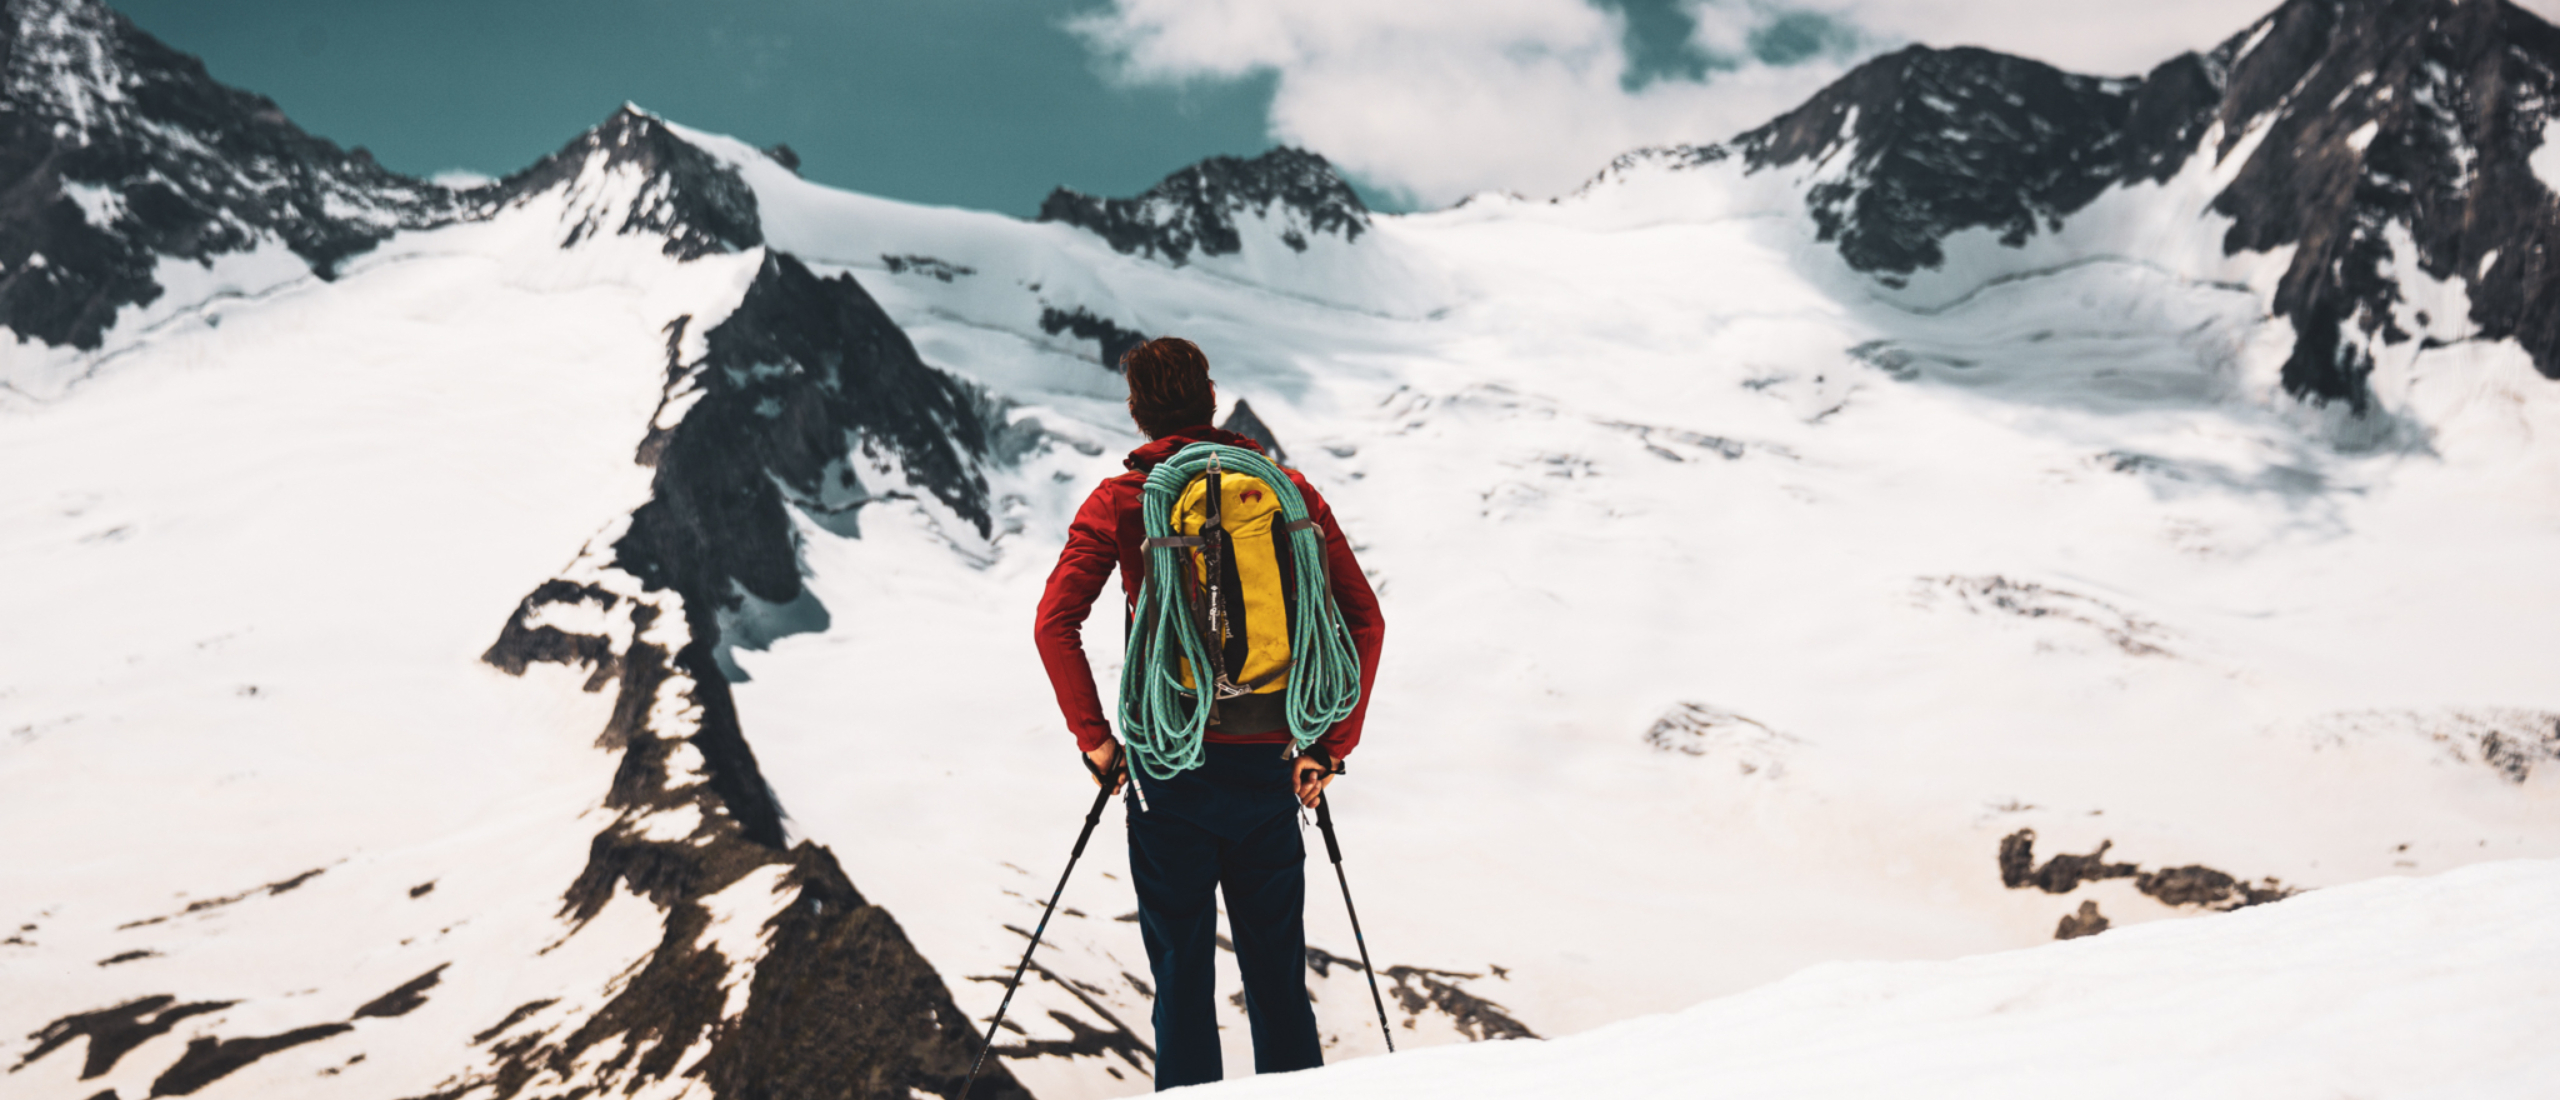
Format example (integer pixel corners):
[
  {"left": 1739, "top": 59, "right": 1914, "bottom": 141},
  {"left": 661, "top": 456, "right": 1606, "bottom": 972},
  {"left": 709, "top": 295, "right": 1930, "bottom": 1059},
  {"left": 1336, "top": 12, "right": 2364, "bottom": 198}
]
[
  {"left": 1034, "top": 482, "right": 1123, "bottom": 753},
  {"left": 1299, "top": 479, "right": 1384, "bottom": 762}
]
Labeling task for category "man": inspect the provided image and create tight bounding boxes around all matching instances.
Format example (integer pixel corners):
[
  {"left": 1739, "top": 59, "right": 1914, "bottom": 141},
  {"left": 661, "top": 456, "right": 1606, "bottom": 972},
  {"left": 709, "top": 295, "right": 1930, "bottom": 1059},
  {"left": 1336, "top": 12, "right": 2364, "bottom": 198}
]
[{"left": 1033, "top": 337, "right": 1385, "bottom": 1089}]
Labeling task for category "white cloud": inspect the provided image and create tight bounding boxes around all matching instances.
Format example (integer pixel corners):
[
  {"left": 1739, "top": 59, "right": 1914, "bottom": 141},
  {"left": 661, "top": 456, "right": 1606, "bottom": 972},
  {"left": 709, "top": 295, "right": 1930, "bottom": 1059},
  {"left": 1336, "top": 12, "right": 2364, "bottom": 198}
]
[
  {"left": 1071, "top": 0, "right": 2560, "bottom": 209},
  {"left": 1070, "top": 0, "right": 1853, "bottom": 207}
]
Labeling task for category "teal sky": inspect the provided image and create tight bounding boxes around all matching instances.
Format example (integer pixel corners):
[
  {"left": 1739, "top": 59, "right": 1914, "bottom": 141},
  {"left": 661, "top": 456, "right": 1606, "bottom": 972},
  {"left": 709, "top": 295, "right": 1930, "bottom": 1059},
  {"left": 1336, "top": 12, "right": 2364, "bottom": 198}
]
[
  {"left": 109, "top": 0, "right": 1803, "bottom": 218},
  {"left": 112, "top": 0, "right": 1288, "bottom": 217}
]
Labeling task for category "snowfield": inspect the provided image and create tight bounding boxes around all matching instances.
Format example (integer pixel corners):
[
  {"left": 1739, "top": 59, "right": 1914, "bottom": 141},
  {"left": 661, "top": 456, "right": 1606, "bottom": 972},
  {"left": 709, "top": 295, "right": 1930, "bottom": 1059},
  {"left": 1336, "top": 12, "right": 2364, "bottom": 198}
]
[
  {"left": 8, "top": 15, "right": 2560, "bottom": 1097},
  {"left": 1200, "top": 858, "right": 2560, "bottom": 1099}
]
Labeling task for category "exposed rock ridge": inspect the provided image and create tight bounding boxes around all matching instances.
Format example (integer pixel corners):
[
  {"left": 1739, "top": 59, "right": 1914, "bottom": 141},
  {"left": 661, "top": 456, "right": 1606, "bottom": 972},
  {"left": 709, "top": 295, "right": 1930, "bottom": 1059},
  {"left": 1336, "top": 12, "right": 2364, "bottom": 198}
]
[
  {"left": 1037, "top": 305, "right": 1147, "bottom": 370},
  {"left": 465, "top": 564, "right": 1024, "bottom": 1100},
  {"left": 2198, "top": 0, "right": 2560, "bottom": 406},
  {"left": 613, "top": 250, "right": 992, "bottom": 680},
  {"left": 480, "top": 105, "right": 762, "bottom": 261},
  {"left": 0, "top": 0, "right": 458, "bottom": 348},
  {"left": 1037, "top": 147, "right": 1369, "bottom": 264},
  {"left": 1731, "top": 46, "right": 2166, "bottom": 276},
  {"left": 454, "top": 241, "right": 1013, "bottom": 1098},
  {"left": 0, "top": 0, "right": 762, "bottom": 354}
]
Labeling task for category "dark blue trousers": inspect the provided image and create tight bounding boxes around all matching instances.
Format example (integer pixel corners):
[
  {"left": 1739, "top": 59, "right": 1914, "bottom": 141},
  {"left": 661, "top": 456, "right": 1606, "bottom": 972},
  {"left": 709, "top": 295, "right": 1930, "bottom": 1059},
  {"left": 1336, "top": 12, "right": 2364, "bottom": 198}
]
[{"left": 1127, "top": 743, "right": 1323, "bottom": 1090}]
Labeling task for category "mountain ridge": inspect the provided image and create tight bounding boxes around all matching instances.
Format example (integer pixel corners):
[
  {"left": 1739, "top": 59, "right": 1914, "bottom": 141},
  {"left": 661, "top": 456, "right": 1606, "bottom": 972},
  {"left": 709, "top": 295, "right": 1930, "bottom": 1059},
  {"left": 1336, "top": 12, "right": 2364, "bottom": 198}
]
[
  {"left": 1600, "top": 0, "right": 2560, "bottom": 410},
  {"left": 1036, "top": 146, "right": 1370, "bottom": 265}
]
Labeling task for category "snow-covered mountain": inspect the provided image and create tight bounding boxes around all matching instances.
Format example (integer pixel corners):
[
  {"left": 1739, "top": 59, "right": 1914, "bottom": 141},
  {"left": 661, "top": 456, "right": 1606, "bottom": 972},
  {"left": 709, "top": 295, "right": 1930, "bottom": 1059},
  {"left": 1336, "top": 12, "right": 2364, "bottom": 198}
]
[
  {"left": 0, "top": 0, "right": 452, "bottom": 356},
  {"left": 1598, "top": 0, "right": 2560, "bottom": 413},
  {"left": 6, "top": 0, "right": 2558, "bottom": 1097}
]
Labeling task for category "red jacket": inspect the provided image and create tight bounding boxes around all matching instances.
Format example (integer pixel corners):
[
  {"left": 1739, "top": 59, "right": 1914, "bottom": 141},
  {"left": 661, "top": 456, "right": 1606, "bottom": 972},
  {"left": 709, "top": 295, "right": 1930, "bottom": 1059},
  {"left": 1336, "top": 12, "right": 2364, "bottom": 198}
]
[{"left": 1034, "top": 426, "right": 1384, "bottom": 761}]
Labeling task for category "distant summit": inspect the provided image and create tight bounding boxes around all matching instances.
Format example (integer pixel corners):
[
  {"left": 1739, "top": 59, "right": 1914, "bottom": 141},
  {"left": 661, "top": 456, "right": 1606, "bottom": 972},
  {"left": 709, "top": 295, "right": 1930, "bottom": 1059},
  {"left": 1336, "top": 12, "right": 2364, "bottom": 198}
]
[
  {"left": 0, "top": 0, "right": 455, "bottom": 348},
  {"left": 1726, "top": 45, "right": 2191, "bottom": 276},
  {"left": 484, "top": 105, "right": 764, "bottom": 261},
  {"left": 1220, "top": 398, "right": 1288, "bottom": 464},
  {"left": 0, "top": 0, "right": 768, "bottom": 352},
  {"left": 1037, "top": 147, "right": 1370, "bottom": 264},
  {"left": 1600, "top": 0, "right": 2560, "bottom": 410}
]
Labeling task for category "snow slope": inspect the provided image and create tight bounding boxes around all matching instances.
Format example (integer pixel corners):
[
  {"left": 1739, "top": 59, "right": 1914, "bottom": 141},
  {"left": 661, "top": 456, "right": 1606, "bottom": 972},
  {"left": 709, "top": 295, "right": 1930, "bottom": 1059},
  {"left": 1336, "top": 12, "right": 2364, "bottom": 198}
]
[
  {"left": 1202, "top": 859, "right": 2560, "bottom": 1099},
  {"left": 1, "top": 187, "right": 766, "bottom": 1098}
]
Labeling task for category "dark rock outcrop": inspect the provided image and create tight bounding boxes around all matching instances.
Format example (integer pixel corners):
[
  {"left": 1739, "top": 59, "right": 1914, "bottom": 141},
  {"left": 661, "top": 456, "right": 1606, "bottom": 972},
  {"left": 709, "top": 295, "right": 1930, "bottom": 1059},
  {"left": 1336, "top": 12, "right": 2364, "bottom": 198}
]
[
  {"left": 1382, "top": 966, "right": 1538, "bottom": 1042},
  {"left": 152, "top": 1023, "right": 354, "bottom": 1096},
  {"left": 2476, "top": 714, "right": 2560, "bottom": 783},
  {"left": 2135, "top": 864, "right": 2296, "bottom": 908},
  {"left": 1999, "top": 829, "right": 2297, "bottom": 913},
  {"left": 1038, "top": 147, "right": 1369, "bottom": 264},
  {"left": 1218, "top": 399, "right": 1287, "bottom": 464},
  {"left": 1997, "top": 830, "right": 2139, "bottom": 893},
  {"left": 614, "top": 251, "right": 990, "bottom": 685},
  {"left": 15, "top": 996, "right": 236, "bottom": 1080},
  {"left": 353, "top": 966, "right": 450, "bottom": 1020},
  {"left": 1037, "top": 305, "right": 1147, "bottom": 370},
  {"left": 2054, "top": 899, "right": 2111, "bottom": 940}
]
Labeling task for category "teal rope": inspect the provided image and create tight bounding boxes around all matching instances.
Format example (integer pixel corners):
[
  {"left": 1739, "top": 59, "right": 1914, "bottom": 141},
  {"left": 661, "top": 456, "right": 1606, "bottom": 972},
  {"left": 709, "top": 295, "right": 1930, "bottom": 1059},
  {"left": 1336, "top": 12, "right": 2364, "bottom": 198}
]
[{"left": 1118, "top": 443, "right": 1362, "bottom": 781}]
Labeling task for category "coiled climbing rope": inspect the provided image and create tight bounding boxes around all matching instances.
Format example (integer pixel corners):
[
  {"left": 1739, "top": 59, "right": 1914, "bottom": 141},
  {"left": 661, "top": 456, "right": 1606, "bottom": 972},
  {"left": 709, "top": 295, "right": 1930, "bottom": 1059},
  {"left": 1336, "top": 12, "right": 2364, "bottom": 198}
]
[{"left": 1118, "top": 442, "right": 1362, "bottom": 781}]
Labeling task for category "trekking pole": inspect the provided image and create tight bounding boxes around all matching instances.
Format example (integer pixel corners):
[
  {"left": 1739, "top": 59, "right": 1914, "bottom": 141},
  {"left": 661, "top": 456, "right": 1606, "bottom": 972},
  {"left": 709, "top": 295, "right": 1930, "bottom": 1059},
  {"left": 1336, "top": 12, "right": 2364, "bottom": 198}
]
[
  {"left": 960, "top": 761, "right": 1120, "bottom": 1100},
  {"left": 1313, "top": 792, "right": 1396, "bottom": 1053}
]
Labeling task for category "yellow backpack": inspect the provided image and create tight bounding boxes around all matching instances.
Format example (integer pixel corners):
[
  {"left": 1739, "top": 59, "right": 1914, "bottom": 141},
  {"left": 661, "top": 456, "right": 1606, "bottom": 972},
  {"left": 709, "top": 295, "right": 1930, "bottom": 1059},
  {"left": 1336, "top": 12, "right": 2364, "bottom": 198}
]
[
  {"left": 1151, "top": 460, "right": 1316, "bottom": 733},
  {"left": 1122, "top": 442, "right": 1361, "bottom": 777}
]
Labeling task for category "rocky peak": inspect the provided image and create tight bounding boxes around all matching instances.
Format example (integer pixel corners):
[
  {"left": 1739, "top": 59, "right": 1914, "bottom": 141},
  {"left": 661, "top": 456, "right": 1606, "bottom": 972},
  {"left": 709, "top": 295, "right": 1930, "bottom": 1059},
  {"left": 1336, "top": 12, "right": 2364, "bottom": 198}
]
[
  {"left": 1732, "top": 44, "right": 2223, "bottom": 276},
  {"left": 2197, "top": 0, "right": 2560, "bottom": 405},
  {"left": 1037, "top": 146, "right": 1370, "bottom": 264},
  {"left": 0, "top": 0, "right": 456, "bottom": 348},
  {"left": 482, "top": 105, "right": 763, "bottom": 261},
  {"left": 1678, "top": 0, "right": 2560, "bottom": 410},
  {"left": 0, "top": 5, "right": 762, "bottom": 355}
]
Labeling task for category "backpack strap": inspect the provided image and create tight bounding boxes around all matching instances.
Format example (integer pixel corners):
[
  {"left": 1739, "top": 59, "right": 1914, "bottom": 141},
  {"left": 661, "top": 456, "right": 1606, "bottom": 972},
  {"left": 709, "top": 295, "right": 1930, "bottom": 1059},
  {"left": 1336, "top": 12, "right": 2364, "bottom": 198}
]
[
  {"left": 1147, "top": 523, "right": 1308, "bottom": 549},
  {"left": 1236, "top": 658, "right": 1292, "bottom": 693}
]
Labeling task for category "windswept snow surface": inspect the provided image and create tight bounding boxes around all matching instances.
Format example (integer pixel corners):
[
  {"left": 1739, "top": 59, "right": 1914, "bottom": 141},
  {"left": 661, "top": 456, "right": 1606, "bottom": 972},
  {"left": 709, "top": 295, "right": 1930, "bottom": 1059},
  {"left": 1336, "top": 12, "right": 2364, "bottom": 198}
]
[{"left": 1200, "top": 860, "right": 2560, "bottom": 1099}]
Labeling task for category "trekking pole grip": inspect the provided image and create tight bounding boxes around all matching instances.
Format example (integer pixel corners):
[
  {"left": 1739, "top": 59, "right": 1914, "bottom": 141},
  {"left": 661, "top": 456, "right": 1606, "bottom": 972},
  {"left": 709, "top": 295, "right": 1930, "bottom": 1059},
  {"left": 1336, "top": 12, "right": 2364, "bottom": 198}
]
[
  {"left": 1070, "top": 756, "right": 1123, "bottom": 860},
  {"left": 1070, "top": 782, "right": 1110, "bottom": 859},
  {"left": 1314, "top": 793, "right": 1345, "bottom": 864}
]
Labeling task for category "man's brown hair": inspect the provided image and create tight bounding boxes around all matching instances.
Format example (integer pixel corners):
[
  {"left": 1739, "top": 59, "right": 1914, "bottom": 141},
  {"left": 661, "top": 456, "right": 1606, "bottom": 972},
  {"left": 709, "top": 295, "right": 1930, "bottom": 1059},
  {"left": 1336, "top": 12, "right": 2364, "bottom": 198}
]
[{"left": 1122, "top": 337, "right": 1216, "bottom": 439}]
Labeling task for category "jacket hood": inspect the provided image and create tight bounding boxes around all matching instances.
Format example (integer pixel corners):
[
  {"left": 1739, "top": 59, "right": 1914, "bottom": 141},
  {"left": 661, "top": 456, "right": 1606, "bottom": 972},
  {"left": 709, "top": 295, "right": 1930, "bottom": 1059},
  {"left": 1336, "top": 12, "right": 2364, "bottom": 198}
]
[{"left": 1125, "top": 426, "right": 1265, "bottom": 472}]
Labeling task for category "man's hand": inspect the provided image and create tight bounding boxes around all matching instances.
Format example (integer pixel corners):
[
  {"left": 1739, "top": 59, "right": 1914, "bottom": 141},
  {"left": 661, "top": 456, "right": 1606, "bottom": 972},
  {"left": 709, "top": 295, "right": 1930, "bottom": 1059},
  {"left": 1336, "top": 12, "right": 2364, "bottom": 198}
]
[
  {"left": 1292, "top": 753, "right": 1337, "bottom": 808},
  {"left": 1085, "top": 741, "right": 1124, "bottom": 792}
]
